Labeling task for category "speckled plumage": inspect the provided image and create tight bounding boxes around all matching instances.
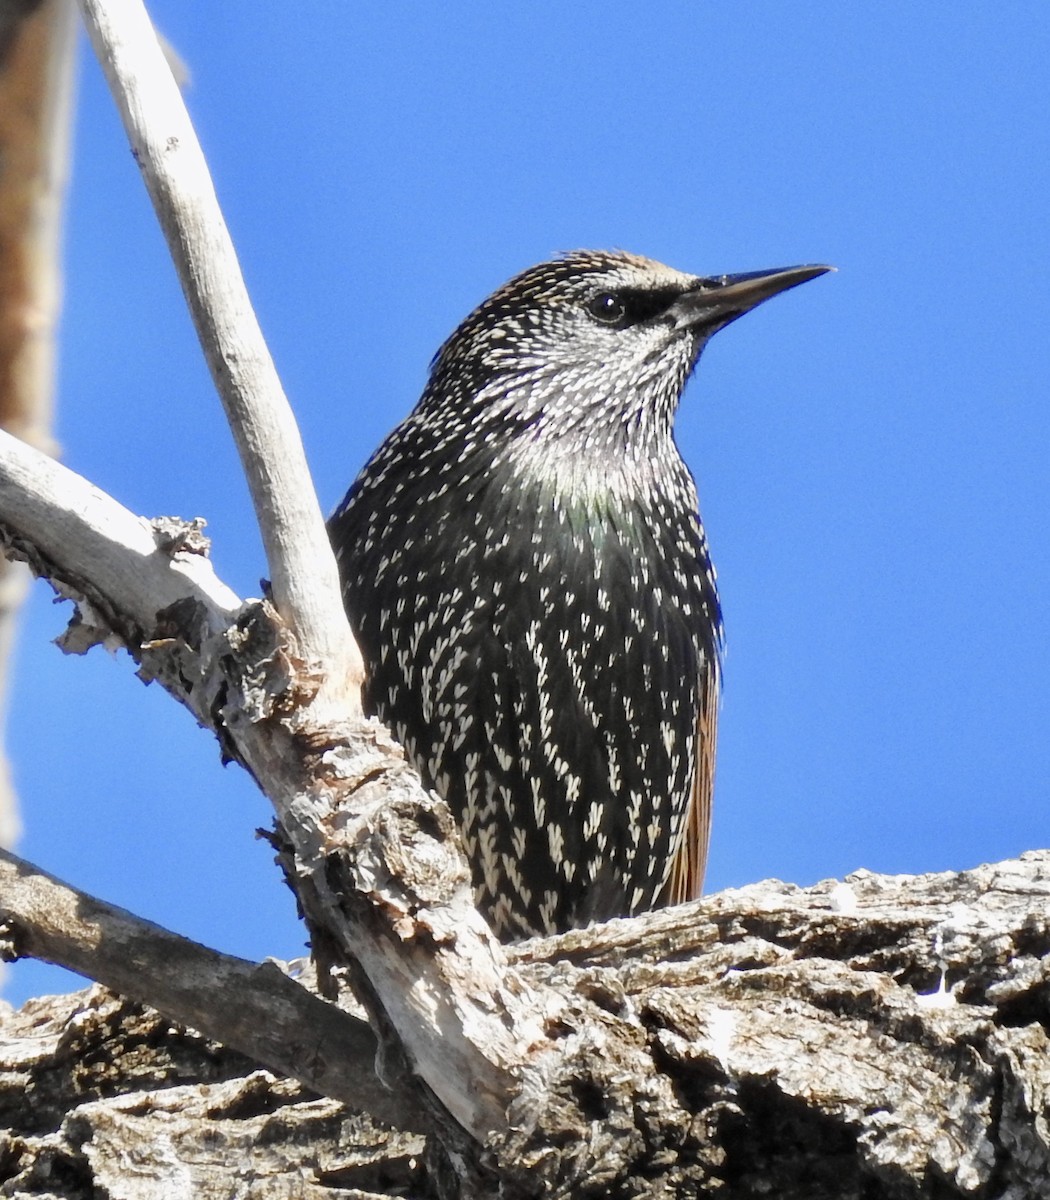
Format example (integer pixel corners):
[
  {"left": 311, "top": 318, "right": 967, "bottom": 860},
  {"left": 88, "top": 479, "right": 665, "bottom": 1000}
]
[{"left": 330, "top": 250, "right": 827, "bottom": 939}]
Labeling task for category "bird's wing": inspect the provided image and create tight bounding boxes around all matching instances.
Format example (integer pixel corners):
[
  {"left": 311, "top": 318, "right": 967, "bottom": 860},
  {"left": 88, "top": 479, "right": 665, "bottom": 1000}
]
[{"left": 661, "top": 664, "right": 719, "bottom": 905}]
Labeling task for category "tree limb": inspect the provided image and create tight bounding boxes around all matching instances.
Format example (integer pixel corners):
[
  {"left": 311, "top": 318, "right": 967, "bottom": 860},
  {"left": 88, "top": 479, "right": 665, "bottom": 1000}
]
[
  {"left": 75, "top": 0, "right": 362, "bottom": 718},
  {"left": 0, "top": 987, "right": 427, "bottom": 1199},
  {"left": 4, "top": 853, "right": 1049, "bottom": 1196},
  {"left": 0, "top": 420, "right": 546, "bottom": 1153},
  {"left": 0, "top": 844, "right": 428, "bottom": 1132},
  {"left": 0, "top": 0, "right": 73, "bottom": 453},
  {"left": 31, "top": 0, "right": 575, "bottom": 1158}
]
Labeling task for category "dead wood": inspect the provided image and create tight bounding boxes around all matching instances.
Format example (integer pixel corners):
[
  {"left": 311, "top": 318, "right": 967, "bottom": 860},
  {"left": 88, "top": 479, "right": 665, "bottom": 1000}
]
[{"left": 3, "top": 852, "right": 1048, "bottom": 1198}]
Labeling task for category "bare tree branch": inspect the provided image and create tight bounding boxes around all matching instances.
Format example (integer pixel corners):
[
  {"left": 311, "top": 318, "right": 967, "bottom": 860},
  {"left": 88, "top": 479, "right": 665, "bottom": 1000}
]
[
  {"left": 0, "top": 0, "right": 74, "bottom": 454},
  {"left": 0, "top": 845, "right": 428, "bottom": 1132},
  {"left": 0, "top": 986, "right": 426, "bottom": 1199},
  {"left": 4, "top": 853, "right": 1050, "bottom": 1196},
  {"left": 0, "top": 419, "right": 544, "bottom": 1149},
  {"left": 42, "top": 0, "right": 576, "bottom": 1155},
  {"left": 0, "top": 424, "right": 238, "bottom": 643},
  {"left": 75, "top": 0, "right": 362, "bottom": 718},
  {"left": 0, "top": 0, "right": 536, "bottom": 1140}
]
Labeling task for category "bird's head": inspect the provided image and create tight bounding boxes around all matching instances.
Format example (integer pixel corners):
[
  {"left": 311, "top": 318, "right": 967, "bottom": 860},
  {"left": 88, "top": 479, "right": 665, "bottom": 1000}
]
[{"left": 424, "top": 250, "right": 830, "bottom": 449}]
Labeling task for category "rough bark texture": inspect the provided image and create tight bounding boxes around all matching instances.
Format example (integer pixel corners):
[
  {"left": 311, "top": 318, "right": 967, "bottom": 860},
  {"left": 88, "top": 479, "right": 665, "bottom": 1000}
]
[
  {"left": 3, "top": 852, "right": 1048, "bottom": 1198},
  {"left": 0, "top": 988, "right": 426, "bottom": 1199},
  {"left": 0, "top": 845, "right": 428, "bottom": 1132}
]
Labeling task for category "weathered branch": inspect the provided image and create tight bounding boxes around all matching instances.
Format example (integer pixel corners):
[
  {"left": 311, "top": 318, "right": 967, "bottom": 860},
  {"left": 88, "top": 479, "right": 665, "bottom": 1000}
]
[
  {"left": 9, "top": 0, "right": 576, "bottom": 1161},
  {"left": 0, "top": 987, "right": 427, "bottom": 1198},
  {"left": 0, "top": 0, "right": 530, "bottom": 1158},
  {"left": 76, "top": 0, "right": 362, "bottom": 716},
  {"left": 0, "top": 845, "right": 430, "bottom": 1132},
  {"left": 0, "top": 420, "right": 543, "bottom": 1153},
  {"left": 0, "top": 424, "right": 239, "bottom": 644},
  {"left": 4, "top": 854, "right": 1049, "bottom": 1196}
]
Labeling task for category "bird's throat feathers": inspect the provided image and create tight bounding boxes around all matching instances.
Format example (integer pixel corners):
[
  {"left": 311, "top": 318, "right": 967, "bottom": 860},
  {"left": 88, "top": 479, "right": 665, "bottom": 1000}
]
[
  {"left": 413, "top": 355, "right": 695, "bottom": 503},
  {"left": 502, "top": 430, "right": 695, "bottom": 521}
]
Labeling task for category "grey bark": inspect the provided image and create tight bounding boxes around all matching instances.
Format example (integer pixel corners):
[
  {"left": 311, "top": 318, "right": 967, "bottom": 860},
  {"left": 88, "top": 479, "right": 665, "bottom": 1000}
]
[
  {"left": 0, "top": 988, "right": 426, "bottom": 1199},
  {"left": 0, "top": 846, "right": 423, "bottom": 1132},
  {"left": 3, "top": 852, "right": 1049, "bottom": 1198}
]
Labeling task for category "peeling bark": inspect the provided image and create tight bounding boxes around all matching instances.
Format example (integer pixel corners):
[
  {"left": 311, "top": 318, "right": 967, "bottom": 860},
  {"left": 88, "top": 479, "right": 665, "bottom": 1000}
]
[
  {"left": 3, "top": 854, "right": 1049, "bottom": 1198},
  {"left": 0, "top": 989, "right": 426, "bottom": 1199}
]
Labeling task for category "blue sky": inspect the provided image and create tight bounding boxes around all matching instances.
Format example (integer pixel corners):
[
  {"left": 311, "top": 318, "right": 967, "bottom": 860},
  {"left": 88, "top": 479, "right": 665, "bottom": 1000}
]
[{"left": 8, "top": 6, "right": 1050, "bottom": 1003}]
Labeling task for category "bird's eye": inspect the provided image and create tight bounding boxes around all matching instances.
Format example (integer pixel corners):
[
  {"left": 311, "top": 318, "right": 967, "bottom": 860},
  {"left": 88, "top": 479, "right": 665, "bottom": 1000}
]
[{"left": 587, "top": 292, "right": 627, "bottom": 326}]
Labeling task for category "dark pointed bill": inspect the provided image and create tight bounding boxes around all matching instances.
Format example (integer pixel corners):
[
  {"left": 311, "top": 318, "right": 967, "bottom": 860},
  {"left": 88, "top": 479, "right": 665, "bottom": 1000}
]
[{"left": 672, "top": 264, "right": 833, "bottom": 330}]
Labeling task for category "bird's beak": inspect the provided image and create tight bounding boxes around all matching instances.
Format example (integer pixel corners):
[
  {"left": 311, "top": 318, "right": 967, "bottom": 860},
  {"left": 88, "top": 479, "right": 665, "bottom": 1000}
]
[{"left": 672, "top": 264, "right": 833, "bottom": 331}]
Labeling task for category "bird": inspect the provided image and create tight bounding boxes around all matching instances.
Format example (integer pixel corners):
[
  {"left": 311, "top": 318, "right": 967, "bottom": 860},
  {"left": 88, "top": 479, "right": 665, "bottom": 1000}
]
[{"left": 329, "top": 250, "right": 829, "bottom": 940}]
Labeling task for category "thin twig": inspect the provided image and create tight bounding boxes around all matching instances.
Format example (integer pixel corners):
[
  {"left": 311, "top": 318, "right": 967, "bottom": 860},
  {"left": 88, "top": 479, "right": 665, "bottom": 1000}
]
[{"left": 76, "top": 0, "right": 362, "bottom": 716}]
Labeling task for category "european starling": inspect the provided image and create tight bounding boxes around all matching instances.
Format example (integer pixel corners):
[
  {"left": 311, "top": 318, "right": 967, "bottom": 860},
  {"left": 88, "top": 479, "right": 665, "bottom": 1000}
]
[{"left": 329, "top": 251, "right": 828, "bottom": 939}]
